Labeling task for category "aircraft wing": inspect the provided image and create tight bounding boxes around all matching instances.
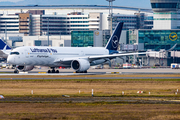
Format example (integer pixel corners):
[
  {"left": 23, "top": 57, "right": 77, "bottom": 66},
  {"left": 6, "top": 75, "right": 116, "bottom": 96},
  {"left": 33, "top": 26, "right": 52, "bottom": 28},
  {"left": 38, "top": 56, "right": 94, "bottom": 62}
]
[
  {"left": 88, "top": 43, "right": 177, "bottom": 61},
  {"left": 88, "top": 52, "right": 148, "bottom": 62},
  {"left": 54, "top": 52, "right": 149, "bottom": 64},
  {"left": 167, "top": 43, "right": 177, "bottom": 52},
  {"left": 54, "top": 58, "right": 73, "bottom": 65}
]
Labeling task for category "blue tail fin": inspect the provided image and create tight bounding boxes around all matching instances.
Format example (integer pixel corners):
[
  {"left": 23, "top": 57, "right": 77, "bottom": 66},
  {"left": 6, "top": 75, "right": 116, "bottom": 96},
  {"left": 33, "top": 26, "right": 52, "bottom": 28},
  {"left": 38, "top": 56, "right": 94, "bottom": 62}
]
[
  {"left": 0, "top": 39, "right": 11, "bottom": 50},
  {"left": 105, "top": 22, "right": 124, "bottom": 51}
]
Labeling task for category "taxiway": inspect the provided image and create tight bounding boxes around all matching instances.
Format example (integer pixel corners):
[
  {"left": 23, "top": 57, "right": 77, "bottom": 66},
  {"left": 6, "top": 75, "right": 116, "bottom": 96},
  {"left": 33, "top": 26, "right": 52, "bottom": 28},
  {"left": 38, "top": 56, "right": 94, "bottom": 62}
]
[{"left": 0, "top": 68, "right": 179, "bottom": 79}]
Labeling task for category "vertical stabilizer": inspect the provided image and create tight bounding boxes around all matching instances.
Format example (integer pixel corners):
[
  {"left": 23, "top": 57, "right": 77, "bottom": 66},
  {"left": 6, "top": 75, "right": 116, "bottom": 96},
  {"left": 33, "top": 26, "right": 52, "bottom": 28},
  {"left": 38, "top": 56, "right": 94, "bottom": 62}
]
[{"left": 105, "top": 22, "right": 124, "bottom": 51}]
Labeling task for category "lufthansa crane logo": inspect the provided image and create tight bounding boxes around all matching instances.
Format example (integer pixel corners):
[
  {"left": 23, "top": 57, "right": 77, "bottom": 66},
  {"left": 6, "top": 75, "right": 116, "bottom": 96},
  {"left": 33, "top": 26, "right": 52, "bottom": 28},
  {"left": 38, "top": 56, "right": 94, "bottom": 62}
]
[
  {"left": 95, "top": 31, "right": 99, "bottom": 36},
  {"left": 169, "top": 32, "right": 178, "bottom": 41},
  {"left": 112, "top": 35, "right": 119, "bottom": 48}
]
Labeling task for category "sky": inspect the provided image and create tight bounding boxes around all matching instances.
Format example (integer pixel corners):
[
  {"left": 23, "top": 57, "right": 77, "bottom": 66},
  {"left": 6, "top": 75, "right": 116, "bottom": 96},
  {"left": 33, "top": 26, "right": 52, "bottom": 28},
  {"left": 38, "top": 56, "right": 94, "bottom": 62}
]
[{"left": 0, "top": 0, "right": 152, "bottom": 9}]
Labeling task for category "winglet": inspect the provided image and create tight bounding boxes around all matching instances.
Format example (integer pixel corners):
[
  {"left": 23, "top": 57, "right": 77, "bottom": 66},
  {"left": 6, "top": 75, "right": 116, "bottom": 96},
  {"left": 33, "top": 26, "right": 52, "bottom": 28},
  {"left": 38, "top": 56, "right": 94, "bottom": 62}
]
[{"left": 167, "top": 43, "right": 177, "bottom": 52}]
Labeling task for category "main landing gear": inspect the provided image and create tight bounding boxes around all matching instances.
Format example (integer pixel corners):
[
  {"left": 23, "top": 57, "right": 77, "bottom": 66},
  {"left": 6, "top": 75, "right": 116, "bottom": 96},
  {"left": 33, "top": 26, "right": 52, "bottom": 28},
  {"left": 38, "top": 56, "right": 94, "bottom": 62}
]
[{"left": 47, "top": 67, "right": 59, "bottom": 73}]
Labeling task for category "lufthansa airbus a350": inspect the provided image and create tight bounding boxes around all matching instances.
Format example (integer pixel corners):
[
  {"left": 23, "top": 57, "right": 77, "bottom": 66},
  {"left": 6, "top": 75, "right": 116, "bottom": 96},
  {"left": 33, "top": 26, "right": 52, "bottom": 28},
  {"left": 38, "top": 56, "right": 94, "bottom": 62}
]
[{"left": 7, "top": 22, "right": 148, "bottom": 73}]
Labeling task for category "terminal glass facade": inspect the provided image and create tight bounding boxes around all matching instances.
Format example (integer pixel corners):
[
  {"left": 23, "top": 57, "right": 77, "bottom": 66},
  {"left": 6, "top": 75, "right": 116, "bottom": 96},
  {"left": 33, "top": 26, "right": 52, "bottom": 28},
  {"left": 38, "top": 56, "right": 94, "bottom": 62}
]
[
  {"left": 71, "top": 31, "right": 94, "bottom": 47},
  {"left": 138, "top": 30, "right": 180, "bottom": 51},
  {"left": 112, "top": 15, "right": 137, "bottom": 30},
  {"left": 151, "top": 3, "right": 178, "bottom": 8}
]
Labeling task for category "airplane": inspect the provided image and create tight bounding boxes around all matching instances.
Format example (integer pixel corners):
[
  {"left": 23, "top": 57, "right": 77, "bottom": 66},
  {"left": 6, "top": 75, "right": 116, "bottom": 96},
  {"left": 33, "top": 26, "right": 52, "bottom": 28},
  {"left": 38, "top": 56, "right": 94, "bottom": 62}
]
[
  {"left": 7, "top": 22, "right": 151, "bottom": 73},
  {"left": 0, "top": 39, "right": 11, "bottom": 58}
]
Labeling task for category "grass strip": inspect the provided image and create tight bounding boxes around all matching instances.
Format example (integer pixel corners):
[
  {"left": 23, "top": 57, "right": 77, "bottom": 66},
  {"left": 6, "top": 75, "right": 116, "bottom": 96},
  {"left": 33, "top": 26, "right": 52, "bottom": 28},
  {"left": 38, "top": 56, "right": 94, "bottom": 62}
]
[{"left": 2, "top": 94, "right": 180, "bottom": 98}]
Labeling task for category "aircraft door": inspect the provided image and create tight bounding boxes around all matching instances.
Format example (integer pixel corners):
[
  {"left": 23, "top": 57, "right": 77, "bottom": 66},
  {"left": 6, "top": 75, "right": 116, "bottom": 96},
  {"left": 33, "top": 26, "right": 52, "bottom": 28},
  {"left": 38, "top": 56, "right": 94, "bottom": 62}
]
[
  {"left": 25, "top": 50, "right": 29, "bottom": 58},
  {"left": 80, "top": 51, "right": 84, "bottom": 56}
]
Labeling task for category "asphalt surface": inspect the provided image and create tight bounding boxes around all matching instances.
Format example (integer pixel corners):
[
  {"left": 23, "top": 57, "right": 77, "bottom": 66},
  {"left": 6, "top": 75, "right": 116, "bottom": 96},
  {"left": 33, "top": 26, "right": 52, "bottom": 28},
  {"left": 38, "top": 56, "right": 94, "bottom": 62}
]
[
  {"left": 0, "top": 96, "right": 180, "bottom": 104},
  {"left": 0, "top": 77, "right": 180, "bottom": 80},
  {"left": 0, "top": 68, "right": 180, "bottom": 79},
  {"left": 1, "top": 68, "right": 180, "bottom": 74}
]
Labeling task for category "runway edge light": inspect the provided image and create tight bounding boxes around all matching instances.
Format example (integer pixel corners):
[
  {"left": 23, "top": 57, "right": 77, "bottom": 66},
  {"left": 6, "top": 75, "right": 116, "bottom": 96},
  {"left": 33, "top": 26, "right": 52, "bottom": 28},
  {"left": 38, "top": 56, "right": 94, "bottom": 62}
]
[
  {"left": 0, "top": 95, "right": 4, "bottom": 99},
  {"left": 92, "top": 89, "right": 94, "bottom": 97},
  {"left": 31, "top": 90, "right": 33, "bottom": 95}
]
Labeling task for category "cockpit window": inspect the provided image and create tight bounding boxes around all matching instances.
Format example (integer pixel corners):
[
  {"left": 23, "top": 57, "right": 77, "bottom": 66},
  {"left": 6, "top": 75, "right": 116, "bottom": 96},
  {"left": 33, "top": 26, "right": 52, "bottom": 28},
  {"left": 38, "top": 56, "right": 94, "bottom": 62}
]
[{"left": 10, "top": 52, "right": 20, "bottom": 55}]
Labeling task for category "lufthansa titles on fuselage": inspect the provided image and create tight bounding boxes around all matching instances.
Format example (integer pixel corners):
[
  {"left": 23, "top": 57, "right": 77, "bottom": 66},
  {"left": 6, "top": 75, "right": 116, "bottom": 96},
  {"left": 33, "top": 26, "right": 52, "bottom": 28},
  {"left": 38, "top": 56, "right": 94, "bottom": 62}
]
[{"left": 30, "top": 48, "right": 57, "bottom": 53}]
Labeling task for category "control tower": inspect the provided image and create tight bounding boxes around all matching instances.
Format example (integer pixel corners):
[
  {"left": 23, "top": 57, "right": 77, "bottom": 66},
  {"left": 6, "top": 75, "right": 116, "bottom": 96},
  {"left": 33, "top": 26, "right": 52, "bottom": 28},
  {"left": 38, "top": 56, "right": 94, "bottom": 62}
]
[{"left": 150, "top": 0, "right": 180, "bottom": 29}]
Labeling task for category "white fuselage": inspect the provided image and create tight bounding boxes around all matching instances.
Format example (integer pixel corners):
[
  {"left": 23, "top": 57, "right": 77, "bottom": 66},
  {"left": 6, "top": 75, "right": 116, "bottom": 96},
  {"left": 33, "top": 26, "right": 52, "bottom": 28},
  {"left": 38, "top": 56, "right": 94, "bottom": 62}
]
[{"left": 7, "top": 46, "right": 109, "bottom": 67}]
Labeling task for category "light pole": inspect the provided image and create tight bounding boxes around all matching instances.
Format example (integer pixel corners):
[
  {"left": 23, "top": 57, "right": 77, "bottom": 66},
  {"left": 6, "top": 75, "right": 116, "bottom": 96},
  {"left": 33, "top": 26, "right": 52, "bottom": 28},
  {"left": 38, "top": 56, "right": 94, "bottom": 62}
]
[
  {"left": 106, "top": 0, "right": 115, "bottom": 35},
  {"left": 60, "top": 31, "right": 61, "bottom": 40},
  {"left": 47, "top": 18, "right": 49, "bottom": 46}
]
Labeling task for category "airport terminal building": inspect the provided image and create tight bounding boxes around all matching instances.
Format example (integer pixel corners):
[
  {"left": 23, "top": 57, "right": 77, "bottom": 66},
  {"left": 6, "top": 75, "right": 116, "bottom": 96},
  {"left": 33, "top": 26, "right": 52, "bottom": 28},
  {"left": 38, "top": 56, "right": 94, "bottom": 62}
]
[
  {"left": 0, "top": 5, "right": 153, "bottom": 47},
  {"left": 125, "top": 0, "right": 180, "bottom": 66}
]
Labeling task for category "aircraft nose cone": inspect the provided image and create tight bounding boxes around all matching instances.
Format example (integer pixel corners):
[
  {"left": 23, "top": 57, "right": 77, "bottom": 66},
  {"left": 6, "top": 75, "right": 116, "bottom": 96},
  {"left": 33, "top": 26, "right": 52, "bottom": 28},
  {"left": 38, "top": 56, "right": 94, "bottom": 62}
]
[{"left": 7, "top": 56, "right": 12, "bottom": 64}]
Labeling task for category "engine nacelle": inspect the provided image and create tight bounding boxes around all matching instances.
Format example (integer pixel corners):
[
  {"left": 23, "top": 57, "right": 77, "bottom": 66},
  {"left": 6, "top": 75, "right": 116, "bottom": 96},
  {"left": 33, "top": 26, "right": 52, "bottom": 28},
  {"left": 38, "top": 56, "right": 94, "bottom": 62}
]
[
  {"left": 71, "top": 59, "right": 90, "bottom": 72},
  {"left": 17, "top": 65, "right": 34, "bottom": 71}
]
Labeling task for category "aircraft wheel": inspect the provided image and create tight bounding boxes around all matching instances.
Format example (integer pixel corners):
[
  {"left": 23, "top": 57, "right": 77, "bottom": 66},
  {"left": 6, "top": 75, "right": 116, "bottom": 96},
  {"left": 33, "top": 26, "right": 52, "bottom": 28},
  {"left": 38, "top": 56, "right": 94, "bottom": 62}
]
[
  {"left": 56, "top": 70, "right": 59, "bottom": 73},
  {"left": 14, "top": 70, "right": 19, "bottom": 74},
  {"left": 84, "top": 71, "right": 87, "bottom": 73},
  {"left": 48, "top": 70, "right": 51, "bottom": 73},
  {"left": 52, "top": 70, "right": 55, "bottom": 73}
]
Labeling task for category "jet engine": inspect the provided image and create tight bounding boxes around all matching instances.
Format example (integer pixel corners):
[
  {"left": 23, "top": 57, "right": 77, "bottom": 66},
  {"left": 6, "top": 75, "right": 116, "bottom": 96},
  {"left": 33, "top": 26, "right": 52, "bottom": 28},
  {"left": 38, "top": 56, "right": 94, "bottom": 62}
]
[
  {"left": 17, "top": 65, "right": 34, "bottom": 71},
  {"left": 71, "top": 59, "right": 90, "bottom": 72}
]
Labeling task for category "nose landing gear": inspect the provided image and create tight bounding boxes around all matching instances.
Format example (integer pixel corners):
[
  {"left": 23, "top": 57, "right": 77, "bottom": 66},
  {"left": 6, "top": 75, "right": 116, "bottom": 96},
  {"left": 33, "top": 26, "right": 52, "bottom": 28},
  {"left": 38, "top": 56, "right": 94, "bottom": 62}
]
[
  {"left": 14, "top": 69, "right": 19, "bottom": 74},
  {"left": 14, "top": 65, "right": 19, "bottom": 74}
]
